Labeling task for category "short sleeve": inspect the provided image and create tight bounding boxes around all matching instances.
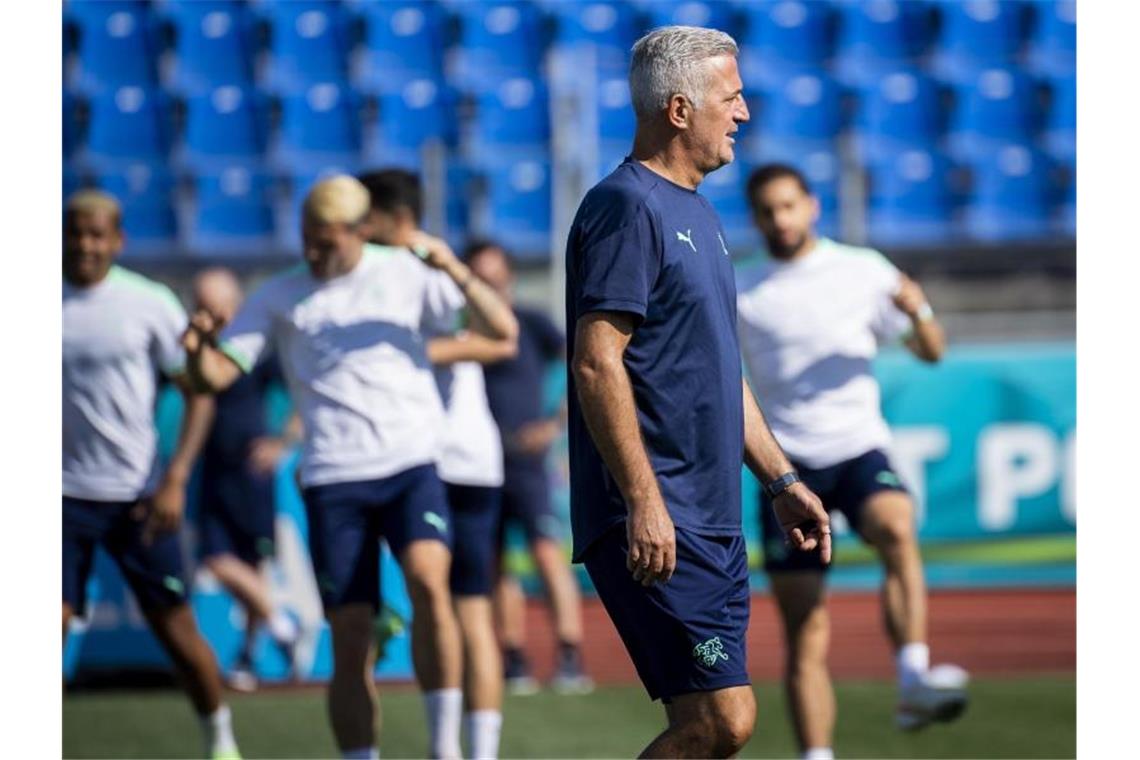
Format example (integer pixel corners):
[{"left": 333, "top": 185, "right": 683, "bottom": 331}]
[
  {"left": 150, "top": 286, "right": 189, "bottom": 377},
  {"left": 866, "top": 253, "right": 912, "bottom": 344},
  {"left": 573, "top": 202, "right": 661, "bottom": 321},
  {"left": 421, "top": 270, "right": 466, "bottom": 336},
  {"left": 219, "top": 285, "right": 275, "bottom": 374}
]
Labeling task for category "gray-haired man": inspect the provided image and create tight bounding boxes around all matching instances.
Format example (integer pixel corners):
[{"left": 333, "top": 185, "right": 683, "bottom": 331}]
[{"left": 565, "top": 26, "right": 831, "bottom": 758}]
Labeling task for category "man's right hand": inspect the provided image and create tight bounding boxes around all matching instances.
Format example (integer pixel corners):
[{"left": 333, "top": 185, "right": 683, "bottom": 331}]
[
  {"left": 626, "top": 500, "right": 676, "bottom": 587},
  {"left": 772, "top": 482, "right": 832, "bottom": 564},
  {"left": 182, "top": 309, "right": 222, "bottom": 354}
]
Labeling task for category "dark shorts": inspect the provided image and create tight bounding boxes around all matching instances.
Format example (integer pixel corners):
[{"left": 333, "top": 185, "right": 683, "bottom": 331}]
[
  {"left": 446, "top": 482, "right": 502, "bottom": 597},
  {"left": 63, "top": 496, "right": 188, "bottom": 616},
  {"left": 499, "top": 460, "right": 563, "bottom": 545},
  {"left": 760, "top": 448, "right": 908, "bottom": 573},
  {"left": 583, "top": 523, "right": 752, "bottom": 702},
  {"left": 302, "top": 464, "right": 450, "bottom": 612},
  {"left": 197, "top": 462, "right": 276, "bottom": 566}
]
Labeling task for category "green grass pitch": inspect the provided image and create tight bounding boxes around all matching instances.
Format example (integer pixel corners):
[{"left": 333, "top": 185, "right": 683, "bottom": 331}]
[{"left": 63, "top": 676, "right": 1074, "bottom": 758}]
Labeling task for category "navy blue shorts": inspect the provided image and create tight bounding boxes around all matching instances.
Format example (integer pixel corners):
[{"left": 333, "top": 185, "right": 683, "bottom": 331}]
[
  {"left": 302, "top": 464, "right": 451, "bottom": 612},
  {"left": 63, "top": 496, "right": 188, "bottom": 616},
  {"left": 499, "top": 460, "right": 562, "bottom": 545},
  {"left": 760, "top": 448, "right": 908, "bottom": 573},
  {"left": 197, "top": 462, "right": 276, "bottom": 566},
  {"left": 446, "top": 482, "right": 502, "bottom": 597},
  {"left": 583, "top": 524, "right": 752, "bottom": 702}
]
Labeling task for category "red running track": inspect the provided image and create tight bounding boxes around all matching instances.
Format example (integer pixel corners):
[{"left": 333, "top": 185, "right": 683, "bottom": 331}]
[{"left": 520, "top": 588, "right": 1075, "bottom": 684}]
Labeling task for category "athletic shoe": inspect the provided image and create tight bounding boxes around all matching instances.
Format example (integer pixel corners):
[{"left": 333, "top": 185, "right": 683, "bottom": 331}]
[
  {"left": 504, "top": 650, "right": 540, "bottom": 696},
  {"left": 896, "top": 664, "right": 970, "bottom": 731},
  {"left": 226, "top": 661, "right": 258, "bottom": 694},
  {"left": 551, "top": 647, "right": 595, "bottom": 695}
]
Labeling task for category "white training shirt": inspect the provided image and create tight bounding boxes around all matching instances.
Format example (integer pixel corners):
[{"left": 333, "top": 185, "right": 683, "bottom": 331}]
[
  {"left": 219, "top": 244, "right": 465, "bottom": 488},
  {"left": 736, "top": 238, "right": 913, "bottom": 469},
  {"left": 432, "top": 355, "right": 504, "bottom": 488},
  {"left": 63, "top": 266, "right": 188, "bottom": 501}
]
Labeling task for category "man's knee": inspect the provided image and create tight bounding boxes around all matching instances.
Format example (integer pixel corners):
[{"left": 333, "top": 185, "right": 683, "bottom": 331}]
[
  {"left": 788, "top": 606, "right": 830, "bottom": 672},
  {"left": 673, "top": 688, "right": 756, "bottom": 756},
  {"left": 864, "top": 494, "right": 917, "bottom": 550},
  {"left": 402, "top": 542, "right": 453, "bottom": 610},
  {"left": 328, "top": 605, "right": 375, "bottom": 671},
  {"left": 713, "top": 695, "right": 756, "bottom": 755}
]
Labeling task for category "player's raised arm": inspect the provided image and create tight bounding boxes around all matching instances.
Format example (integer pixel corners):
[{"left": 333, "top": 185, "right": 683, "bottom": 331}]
[
  {"left": 742, "top": 380, "right": 832, "bottom": 564},
  {"left": 572, "top": 311, "right": 675, "bottom": 587},
  {"left": 182, "top": 309, "right": 244, "bottom": 394},
  {"left": 426, "top": 330, "right": 519, "bottom": 367},
  {"left": 894, "top": 274, "right": 946, "bottom": 363},
  {"left": 411, "top": 230, "right": 520, "bottom": 344}
]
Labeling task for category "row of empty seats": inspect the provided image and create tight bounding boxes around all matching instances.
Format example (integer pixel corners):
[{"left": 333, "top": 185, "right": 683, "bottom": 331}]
[{"left": 64, "top": 1, "right": 1076, "bottom": 96}]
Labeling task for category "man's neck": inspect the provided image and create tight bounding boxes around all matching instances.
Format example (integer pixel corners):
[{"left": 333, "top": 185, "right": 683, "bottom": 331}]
[
  {"left": 631, "top": 130, "right": 704, "bottom": 190},
  {"left": 771, "top": 233, "right": 820, "bottom": 263},
  {"left": 63, "top": 267, "right": 112, "bottom": 289}
]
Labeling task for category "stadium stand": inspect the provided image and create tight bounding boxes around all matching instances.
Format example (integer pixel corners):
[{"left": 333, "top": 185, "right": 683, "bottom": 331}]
[
  {"left": 188, "top": 166, "right": 277, "bottom": 253},
  {"left": 95, "top": 162, "right": 180, "bottom": 251},
  {"left": 61, "top": 0, "right": 1076, "bottom": 261}
]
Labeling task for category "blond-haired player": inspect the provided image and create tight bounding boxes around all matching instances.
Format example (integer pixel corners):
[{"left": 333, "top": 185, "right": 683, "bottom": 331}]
[{"left": 183, "top": 176, "right": 517, "bottom": 760}]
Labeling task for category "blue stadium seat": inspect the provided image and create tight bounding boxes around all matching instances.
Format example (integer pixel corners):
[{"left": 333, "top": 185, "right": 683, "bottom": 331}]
[
  {"left": 947, "top": 67, "right": 1038, "bottom": 163},
  {"left": 263, "top": 1, "right": 351, "bottom": 93},
  {"left": 94, "top": 163, "right": 179, "bottom": 250},
  {"left": 550, "top": 1, "right": 643, "bottom": 79},
  {"left": 746, "top": 72, "right": 841, "bottom": 158},
  {"left": 63, "top": 166, "right": 83, "bottom": 203},
  {"left": 453, "top": 1, "right": 548, "bottom": 94},
  {"left": 833, "top": 0, "right": 932, "bottom": 89},
  {"left": 189, "top": 167, "right": 276, "bottom": 254},
  {"left": 1025, "top": 0, "right": 1076, "bottom": 79},
  {"left": 1056, "top": 164, "right": 1075, "bottom": 237},
  {"left": 275, "top": 83, "right": 362, "bottom": 171},
  {"left": 68, "top": 1, "right": 159, "bottom": 95},
  {"left": 852, "top": 68, "right": 945, "bottom": 166},
  {"left": 83, "top": 86, "right": 172, "bottom": 167},
  {"left": 485, "top": 159, "right": 552, "bottom": 260},
  {"left": 963, "top": 144, "right": 1053, "bottom": 241},
  {"left": 867, "top": 148, "right": 957, "bottom": 246},
  {"left": 1041, "top": 76, "right": 1075, "bottom": 164},
  {"left": 164, "top": 1, "right": 257, "bottom": 95},
  {"left": 366, "top": 79, "right": 459, "bottom": 169},
  {"left": 929, "top": 0, "right": 1027, "bottom": 86},
  {"left": 699, "top": 158, "right": 754, "bottom": 251},
  {"left": 64, "top": 93, "right": 79, "bottom": 160},
  {"left": 737, "top": 1, "right": 834, "bottom": 93},
  {"left": 354, "top": 1, "right": 447, "bottom": 96},
  {"left": 596, "top": 76, "right": 636, "bottom": 145},
  {"left": 646, "top": 1, "right": 737, "bottom": 32},
  {"left": 444, "top": 162, "right": 474, "bottom": 247},
  {"left": 472, "top": 77, "right": 550, "bottom": 165},
  {"left": 181, "top": 86, "right": 267, "bottom": 170}
]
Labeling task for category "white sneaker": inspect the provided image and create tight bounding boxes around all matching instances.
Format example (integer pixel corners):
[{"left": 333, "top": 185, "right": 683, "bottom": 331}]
[
  {"left": 226, "top": 663, "right": 258, "bottom": 693},
  {"left": 896, "top": 664, "right": 970, "bottom": 731}
]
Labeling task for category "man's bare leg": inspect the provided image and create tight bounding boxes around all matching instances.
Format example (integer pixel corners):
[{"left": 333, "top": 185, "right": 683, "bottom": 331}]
[
  {"left": 326, "top": 604, "right": 380, "bottom": 754},
  {"left": 455, "top": 596, "right": 504, "bottom": 759},
  {"left": 640, "top": 685, "right": 756, "bottom": 759},
  {"left": 771, "top": 572, "right": 835, "bottom": 757}
]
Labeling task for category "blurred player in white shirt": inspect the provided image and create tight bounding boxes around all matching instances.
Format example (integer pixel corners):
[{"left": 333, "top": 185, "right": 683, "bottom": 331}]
[
  {"left": 359, "top": 169, "right": 519, "bottom": 760},
  {"left": 735, "top": 164, "right": 966, "bottom": 760},
  {"left": 62, "top": 190, "right": 240, "bottom": 760},
  {"left": 182, "top": 175, "right": 516, "bottom": 760}
]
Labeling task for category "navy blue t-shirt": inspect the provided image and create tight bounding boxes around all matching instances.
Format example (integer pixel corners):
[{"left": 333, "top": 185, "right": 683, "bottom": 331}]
[
  {"left": 203, "top": 356, "right": 281, "bottom": 470},
  {"left": 483, "top": 305, "right": 565, "bottom": 451},
  {"left": 565, "top": 159, "right": 744, "bottom": 561}
]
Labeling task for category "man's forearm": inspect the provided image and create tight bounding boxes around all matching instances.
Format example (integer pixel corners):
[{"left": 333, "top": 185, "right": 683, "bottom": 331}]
[
  {"left": 742, "top": 381, "right": 795, "bottom": 484},
  {"left": 442, "top": 260, "right": 519, "bottom": 342},
  {"left": 165, "top": 386, "right": 215, "bottom": 485},
  {"left": 186, "top": 345, "right": 242, "bottom": 393},
  {"left": 573, "top": 356, "right": 663, "bottom": 511},
  {"left": 427, "top": 333, "right": 517, "bottom": 366},
  {"left": 907, "top": 316, "right": 946, "bottom": 363}
]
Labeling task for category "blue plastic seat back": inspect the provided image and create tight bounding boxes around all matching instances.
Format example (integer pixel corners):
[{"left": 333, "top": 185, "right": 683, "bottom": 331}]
[
  {"left": 595, "top": 76, "right": 636, "bottom": 144},
  {"left": 456, "top": 2, "right": 548, "bottom": 92},
  {"left": 377, "top": 79, "right": 458, "bottom": 150},
  {"left": 166, "top": 1, "right": 257, "bottom": 95},
  {"left": 739, "top": 1, "right": 833, "bottom": 69},
  {"left": 646, "top": 1, "right": 737, "bottom": 31},
  {"left": 930, "top": 0, "right": 1027, "bottom": 84},
  {"left": 971, "top": 144, "right": 1051, "bottom": 212},
  {"left": 70, "top": 1, "right": 159, "bottom": 94},
  {"left": 357, "top": 1, "right": 447, "bottom": 94},
  {"left": 265, "top": 1, "right": 351, "bottom": 93},
  {"left": 754, "top": 72, "right": 842, "bottom": 141},
  {"left": 948, "top": 67, "right": 1038, "bottom": 158},
  {"left": 1042, "top": 75, "right": 1075, "bottom": 162},
  {"left": 1026, "top": 0, "right": 1076, "bottom": 78},
  {"left": 86, "top": 86, "right": 172, "bottom": 164},
  {"left": 184, "top": 86, "right": 267, "bottom": 164},
  {"left": 554, "top": 1, "right": 643, "bottom": 51},
  {"left": 486, "top": 159, "right": 552, "bottom": 259},
  {"left": 835, "top": 0, "right": 930, "bottom": 64},
  {"left": 853, "top": 68, "right": 944, "bottom": 163},
  {"left": 191, "top": 167, "right": 277, "bottom": 247},
  {"left": 94, "top": 162, "right": 179, "bottom": 244},
  {"left": 278, "top": 83, "right": 363, "bottom": 160},
  {"left": 475, "top": 77, "right": 551, "bottom": 148}
]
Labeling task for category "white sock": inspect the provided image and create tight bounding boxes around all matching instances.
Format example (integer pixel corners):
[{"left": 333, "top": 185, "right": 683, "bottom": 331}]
[
  {"left": 267, "top": 610, "right": 299, "bottom": 644},
  {"left": 342, "top": 748, "right": 379, "bottom": 759},
  {"left": 201, "top": 704, "right": 239, "bottom": 757},
  {"left": 897, "top": 642, "right": 931, "bottom": 688},
  {"left": 803, "top": 748, "right": 834, "bottom": 760},
  {"left": 424, "top": 688, "right": 463, "bottom": 760},
  {"left": 464, "top": 710, "right": 503, "bottom": 760}
]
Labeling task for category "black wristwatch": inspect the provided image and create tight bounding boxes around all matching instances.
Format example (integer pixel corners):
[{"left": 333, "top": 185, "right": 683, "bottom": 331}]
[{"left": 763, "top": 471, "right": 801, "bottom": 499}]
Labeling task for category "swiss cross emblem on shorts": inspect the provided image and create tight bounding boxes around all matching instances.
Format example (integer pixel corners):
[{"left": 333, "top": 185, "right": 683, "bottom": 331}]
[{"left": 693, "top": 636, "right": 729, "bottom": 667}]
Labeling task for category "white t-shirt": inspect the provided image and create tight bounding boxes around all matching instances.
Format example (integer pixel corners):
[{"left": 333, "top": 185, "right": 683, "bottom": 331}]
[
  {"left": 63, "top": 266, "right": 187, "bottom": 501},
  {"left": 736, "top": 238, "right": 913, "bottom": 469},
  {"left": 433, "top": 356, "right": 504, "bottom": 487},
  {"left": 219, "top": 244, "right": 465, "bottom": 487}
]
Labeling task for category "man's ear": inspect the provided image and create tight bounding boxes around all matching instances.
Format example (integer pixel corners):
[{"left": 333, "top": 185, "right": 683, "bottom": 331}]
[{"left": 666, "top": 93, "right": 691, "bottom": 130}]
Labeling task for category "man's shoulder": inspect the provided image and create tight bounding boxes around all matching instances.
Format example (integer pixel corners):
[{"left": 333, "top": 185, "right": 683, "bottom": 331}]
[
  {"left": 106, "top": 266, "right": 184, "bottom": 315},
  {"left": 820, "top": 238, "right": 894, "bottom": 272},
  {"left": 575, "top": 163, "right": 663, "bottom": 231}
]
